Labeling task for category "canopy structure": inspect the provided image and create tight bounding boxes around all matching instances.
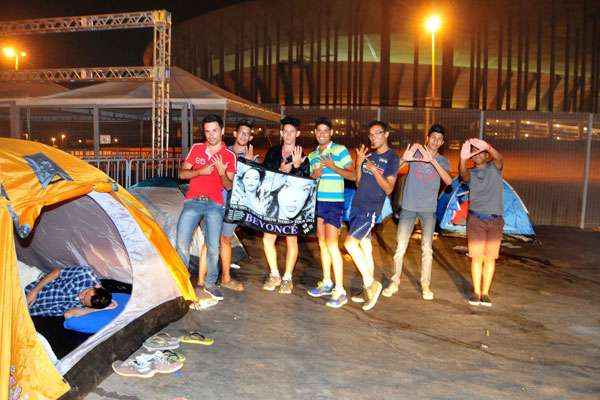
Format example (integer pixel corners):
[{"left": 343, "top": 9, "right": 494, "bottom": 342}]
[{"left": 7, "top": 67, "right": 280, "bottom": 154}]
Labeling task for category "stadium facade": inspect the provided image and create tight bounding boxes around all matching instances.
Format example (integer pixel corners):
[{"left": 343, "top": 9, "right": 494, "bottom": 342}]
[{"left": 172, "top": 0, "right": 599, "bottom": 112}]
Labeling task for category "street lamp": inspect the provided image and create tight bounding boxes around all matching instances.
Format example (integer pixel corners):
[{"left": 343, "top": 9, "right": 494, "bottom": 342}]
[
  {"left": 3, "top": 47, "right": 27, "bottom": 70},
  {"left": 60, "top": 133, "right": 66, "bottom": 146},
  {"left": 51, "top": 137, "right": 56, "bottom": 146},
  {"left": 425, "top": 15, "right": 441, "bottom": 107}
]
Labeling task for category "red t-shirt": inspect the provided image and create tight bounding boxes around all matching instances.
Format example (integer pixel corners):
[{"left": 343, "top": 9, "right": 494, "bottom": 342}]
[{"left": 184, "top": 143, "right": 237, "bottom": 205}]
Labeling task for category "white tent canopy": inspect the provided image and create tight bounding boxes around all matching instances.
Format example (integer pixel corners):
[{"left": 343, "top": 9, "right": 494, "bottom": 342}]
[
  {"left": 12, "top": 66, "right": 279, "bottom": 121},
  {"left": 7, "top": 67, "right": 279, "bottom": 153}
]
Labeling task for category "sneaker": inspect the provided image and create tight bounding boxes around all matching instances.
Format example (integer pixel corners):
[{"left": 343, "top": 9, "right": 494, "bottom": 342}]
[
  {"left": 262, "top": 275, "right": 282, "bottom": 291},
  {"left": 468, "top": 294, "right": 481, "bottom": 306},
  {"left": 204, "top": 286, "right": 224, "bottom": 300},
  {"left": 278, "top": 279, "right": 293, "bottom": 294},
  {"left": 307, "top": 281, "right": 334, "bottom": 297},
  {"left": 362, "top": 281, "right": 383, "bottom": 311},
  {"left": 422, "top": 286, "right": 434, "bottom": 301},
  {"left": 480, "top": 294, "right": 492, "bottom": 307},
  {"left": 351, "top": 289, "right": 365, "bottom": 303},
  {"left": 148, "top": 351, "right": 184, "bottom": 374},
  {"left": 112, "top": 356, "right": 156, "bottom": 378},
  {"left": 326, "top": 290, "right": 348, "bottom": 308},
  {"left": 382, "top": 280, "right": 399, "bottom": 298}
]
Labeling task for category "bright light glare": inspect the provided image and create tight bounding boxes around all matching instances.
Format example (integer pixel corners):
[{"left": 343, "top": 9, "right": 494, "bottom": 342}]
[
  {"left": 425, "top": 15, "right": 442, "bottom": 33},
  {"left": 3, "top": 47, "right": 16, "bottom": 58}
]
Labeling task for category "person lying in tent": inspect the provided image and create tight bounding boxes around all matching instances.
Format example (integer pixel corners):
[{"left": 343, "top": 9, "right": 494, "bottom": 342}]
[{"left": 25, "top": 265, "right": 114, "bottom": 319}]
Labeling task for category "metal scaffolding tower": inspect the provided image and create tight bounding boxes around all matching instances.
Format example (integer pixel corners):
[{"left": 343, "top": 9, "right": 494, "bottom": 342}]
[{"left": 0, "top": 10, "right": 171, "bottom": 157}]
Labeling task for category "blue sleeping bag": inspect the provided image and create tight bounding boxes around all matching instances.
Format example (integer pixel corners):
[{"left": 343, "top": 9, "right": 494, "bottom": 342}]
[{"left": 64, "top": 293, "right": 130, "bottom": 334}]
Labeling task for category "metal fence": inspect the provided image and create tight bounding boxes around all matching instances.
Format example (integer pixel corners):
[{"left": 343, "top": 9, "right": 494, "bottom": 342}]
[
  {"left": 74, "top": 105, "right": 598, "bottom": 229},
  {"left": 85, "top": 157, "right": 181, "bottom": 188}
]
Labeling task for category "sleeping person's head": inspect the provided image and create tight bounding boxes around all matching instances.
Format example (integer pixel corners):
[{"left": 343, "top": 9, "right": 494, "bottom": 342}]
[{"left": 79, "top": 287, "right": 112, "bottom": 309}]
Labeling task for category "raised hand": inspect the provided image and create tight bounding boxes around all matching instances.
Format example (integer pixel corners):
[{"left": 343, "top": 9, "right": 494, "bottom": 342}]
[
  {"left": 460, "top": 141, "right": 472, "bottom": 160},
  {"left": 356, "top": 144, "right": 370, "bottom": 165},
  {"left": 291, "top": 146, "right": 306, "bottom": 168},
  {"left": 402, "top": 143, "right": 418, "bottom": 162},
  {"left": 419, "top": 145, "right": 434, "bottom": 163},
  {"left": 245, "top": 144, "right": 255, "bottom": 161},
  {"left": 364, "top": 160, "right": 379, "bottom": 174},
  {"left": 311, "top": 165, "right": 323, "bottom": 179},
  {"left": 198, "top": 163, "right": 215, "bottom": 175},
  {"left": 321, "top": 154, "right": 335, "bottom": 169},
  {"left": 279, "top": 160, "right": 292, "bottom": 173},
  {"left": 213, "top": 155, "right": 229, "bottom": 176},
  {"left": 469, "top": 138, "right": 490, "bottom": 152}
]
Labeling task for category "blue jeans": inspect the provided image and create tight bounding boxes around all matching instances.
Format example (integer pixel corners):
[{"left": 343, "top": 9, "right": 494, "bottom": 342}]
[
  {"left": 392, "top": 209, "right": 436, "bottom": 287},
  {"left": 176, "top": 198, "right": 224, "bottom": 287}
]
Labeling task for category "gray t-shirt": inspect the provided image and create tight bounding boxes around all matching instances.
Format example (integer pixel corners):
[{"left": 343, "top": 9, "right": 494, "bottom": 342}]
[
  {"left": 401, "top": 154, "right": 450, "bottom": 213},
  {"left": 469, "top": 162, "right": 503, "bottom": 215}
]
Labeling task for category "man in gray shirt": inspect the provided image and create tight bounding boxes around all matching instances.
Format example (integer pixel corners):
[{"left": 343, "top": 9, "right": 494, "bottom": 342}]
[
  {"left": 459, "top": 138, "right": 504, "bottom": 307},
  {"left": 383, "top": 124, "right": 452, "bottom": 301}
]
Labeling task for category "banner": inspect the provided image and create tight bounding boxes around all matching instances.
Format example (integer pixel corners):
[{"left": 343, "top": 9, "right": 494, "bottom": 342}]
[{"left": 225, "top": 159, "right": 317, "bottom": 236}]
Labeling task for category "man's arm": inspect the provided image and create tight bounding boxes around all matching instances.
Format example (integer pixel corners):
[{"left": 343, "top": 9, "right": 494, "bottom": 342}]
[
  {"left": 430, "top": 159, "right": 453, "bottom": 186},
  {"left": 365, "top": 163, "right": 397, "bottom": 195},
  {"left": 179, "top": 161, "right": 213, "bottom": 180},
  {"left": 459, "top": 141, "right": 472, "bottom": 182},
  {"left": 26, "top": 268, "right": 60, "bottom": 306},
  {"left": 487, "top": 146, "right": 504, "bottom": 170},
  {"left": 321, "top": 155, "right": 356, "bottom": 181}
]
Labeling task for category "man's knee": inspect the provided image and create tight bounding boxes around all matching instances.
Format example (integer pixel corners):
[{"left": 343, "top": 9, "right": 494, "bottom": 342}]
[
  {"left": 220, "top": 235, "right": 232, "bottom": 246},
  {"left": 344, "top": 236, "right": 358, "bottom": 250}
]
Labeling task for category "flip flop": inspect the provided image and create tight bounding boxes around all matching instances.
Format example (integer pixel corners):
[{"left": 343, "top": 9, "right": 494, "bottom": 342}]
[
  {"left": 161, "top": 349, "right": 186, "bottom": 363},
  {"left": 189, "top": 297, "right": 219, "bottom": 310},
  {"left": 179, "top": 332, "right": 214, "bottom": 346},
  {"left": 143, "top": 332, "right": 180, "bottom": 351},
  {"left": 220, "top": 278, "right": 245, "bottom": 292}
]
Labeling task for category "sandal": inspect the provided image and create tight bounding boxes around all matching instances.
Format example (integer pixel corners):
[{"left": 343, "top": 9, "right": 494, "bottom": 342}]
[
  {"left": 143, "top": 332, "right": 180, "bottom": 351},
  {"left": 179, "top": 331, "right": 214, "bottom": 346},
  {"left": 220, "top": 278, "right": 245, "bottom": 292},
  {"left": 189, "top": 297, "right": 219, "bottom": 310},
  {"left": 161, "top": 349, "right": 186, "bottom": 363}
]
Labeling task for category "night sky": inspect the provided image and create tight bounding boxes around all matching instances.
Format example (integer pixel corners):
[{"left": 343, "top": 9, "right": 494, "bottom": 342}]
[{"left": 1, "top": 0, "right": 244, "bottom": 69}]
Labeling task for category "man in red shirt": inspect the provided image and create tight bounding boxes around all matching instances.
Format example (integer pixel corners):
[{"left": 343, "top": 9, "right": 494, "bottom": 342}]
[{"left": 176, "top": 114, "right": 236, "bottom": 301}]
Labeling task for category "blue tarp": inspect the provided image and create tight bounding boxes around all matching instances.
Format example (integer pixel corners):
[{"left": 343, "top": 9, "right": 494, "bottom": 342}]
[{"left": 436, "top": 178, "right": 535, "bottom": 238}]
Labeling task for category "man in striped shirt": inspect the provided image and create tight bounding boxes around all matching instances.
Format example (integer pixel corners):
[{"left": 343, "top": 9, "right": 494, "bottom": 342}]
[{"left": 307, "top": 117, "right": 356, "bottom": 308}]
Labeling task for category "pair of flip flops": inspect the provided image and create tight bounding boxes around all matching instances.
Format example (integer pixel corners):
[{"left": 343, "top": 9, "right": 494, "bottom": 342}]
[
  {"left": 143, "top": 333, "right": 180, "bottom": 351},
  {"left": 179, "top": 331, "right": 214, "bottom": 346}
]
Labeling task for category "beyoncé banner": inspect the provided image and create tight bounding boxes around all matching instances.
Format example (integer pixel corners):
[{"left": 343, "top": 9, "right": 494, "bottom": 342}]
[{"left": 225, "top": 159, "right": 317, "bottom": 236}]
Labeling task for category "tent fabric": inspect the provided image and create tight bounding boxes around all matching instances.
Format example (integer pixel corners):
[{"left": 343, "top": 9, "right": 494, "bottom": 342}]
[
  {"left": 12, "top": 67, "right": 281, "bottom": 122},
  {"left": 0, "top": 138, "right": 196, "bottom": 399},
  {"left": 0, "top": 82, "right": 67, "bottom": 101},
  {"left": 436, "top": 178, "right": 535, "bottom": 238}
]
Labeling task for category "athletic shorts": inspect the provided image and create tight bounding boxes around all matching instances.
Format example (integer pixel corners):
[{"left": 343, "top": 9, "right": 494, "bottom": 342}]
[
  {"left": 348, "top": 207, "right": 377, "bottom": 240},
  {"left": 467, "top": 213, "right": 504, "bottom": 259},
  {"left": 316, "top": 201, "right": 344, "bottom": 229},
  {"left": 221, "top": 221, "right": 237, "bottom": 238}
]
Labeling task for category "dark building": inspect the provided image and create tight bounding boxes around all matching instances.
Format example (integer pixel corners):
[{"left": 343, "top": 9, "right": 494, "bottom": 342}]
[{"left": 172, "top": 0, "right": 599, "bottom": 112}]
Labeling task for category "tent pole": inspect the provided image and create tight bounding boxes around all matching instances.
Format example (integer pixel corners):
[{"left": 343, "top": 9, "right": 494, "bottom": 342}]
[
  {"left": 181, "top": 103, "right": 190, "bottom": 157},
  {"left": 580, "top": 113, "right": 593, "bottom": 229},
  {"left": 139, "top": 117, "right": 143, "bottom": 157},
  {"left": 26, "top": 107, "right": 31, "bottom": 140},
  {"left": 93, "top": 107, "right": 100, "bottom": 157},
  {"left": 9, "top": 103, "right": 21, "bottom": 139}
]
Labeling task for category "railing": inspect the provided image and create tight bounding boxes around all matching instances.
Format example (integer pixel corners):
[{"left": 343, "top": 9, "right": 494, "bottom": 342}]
[{"left": 84, "top": 157, "right": 181, "bottom": 188}]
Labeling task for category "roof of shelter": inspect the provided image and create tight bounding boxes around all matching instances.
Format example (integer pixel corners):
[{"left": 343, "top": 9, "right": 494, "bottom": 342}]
[
  {"left": 0, "top": 81, "right": 67, "bottom": 101},
  {"left": 13, "top": 67, "right": 280, "bottom": 122}
]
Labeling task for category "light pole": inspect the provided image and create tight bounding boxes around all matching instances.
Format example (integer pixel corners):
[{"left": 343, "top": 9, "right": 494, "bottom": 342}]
[
  {"left": 425, "top": 15, "right": 441, "bottom": 108},
  {"left": 61, "top": 133, "right": 66, "bottom": 147},
  {"left": 3, "top": 47, "right": 27, "bottom": 71}
]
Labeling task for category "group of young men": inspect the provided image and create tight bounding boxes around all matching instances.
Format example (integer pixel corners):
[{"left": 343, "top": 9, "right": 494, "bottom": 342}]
[{"left": 175, "top": 113, "right": 505, "bottom": 311}]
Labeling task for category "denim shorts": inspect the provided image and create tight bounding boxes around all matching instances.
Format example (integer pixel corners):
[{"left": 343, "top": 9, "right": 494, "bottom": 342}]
[
  {"left": 316, "top": 201, "right": 344, "bottom": 229},
  {"left": 221, "top": 221, "right": 237, "bottom": 238},
  {"left": 348, "top": 207, "right": 377, "bottom": 240}
]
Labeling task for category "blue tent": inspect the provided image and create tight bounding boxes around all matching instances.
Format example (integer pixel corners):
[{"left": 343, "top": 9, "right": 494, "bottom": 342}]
[
  {"left": 436, "top": 178, "right": 535, "bottom": 239},
  {"left": 343, "top": 188, "right": 393, "bottom": 224}
]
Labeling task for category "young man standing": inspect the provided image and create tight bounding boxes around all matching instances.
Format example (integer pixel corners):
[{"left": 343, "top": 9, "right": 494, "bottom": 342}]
[
  {"left": 344, "top": 121, "right": 399, "bottom": 311},
  {"left": 383, "top": 124, "right": 452, "bottom": 300},
  {"left": 307, "top": 117, "right": 355, "bottom": 308},
  {"left": 459, "top": 138, "right": 504, "bottom": 307},
  {"left": 176, "top": 114, "right": 236, "bottom": 301},
  {"left": 197, "top": 120, "right": 258, "bottom": 293},
  {"left": 261, "top": 116, "right": 310, "bottom": 294}
]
